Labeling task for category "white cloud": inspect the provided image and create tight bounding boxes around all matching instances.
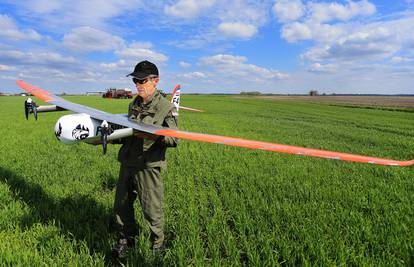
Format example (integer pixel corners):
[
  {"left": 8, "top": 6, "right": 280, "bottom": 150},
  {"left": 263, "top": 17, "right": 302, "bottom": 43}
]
[
  {"left": 0, "top": 14, "right": 41, "bottom": 41},
  {"left": 281, "top": 22, "right": 312, "bottom": 42},
  {"left": 200, "top": 54, "right": 247, "bottom": 65},
  {"left": 391, "top": 56, "right": 412, "bottom": 63},
  {"left": 180, "top": 71, "right": 207, "bottom": 79},
  {"left": 29, "top": 0, "right": 62, "bottom": 14},
  {"left": 218, "top": 22, "right": 258, "bottom": 38},
  {"left": 0, "top": 48, "right": 94, "bottom": 84},
  {"left": 0, "top": 50, "right": 76, "bottom": 67},
  {"left": 8, "top": 0, "right": 143, "bottom": 29},
  {"left": 216, "top": 1, "right": 268, "bottom": 25},
  {"left": 128, "top": 42, "right": 153, "bottom": 49},
  {"left": 0, "top": 64, "right": 16, "bottom": 71},
  {"left": 307, "top": 63, "right": 338, "bottom": 73},
  {"left": 200, "top": 54, "right": 288, "bottom": 79},
  {"left": 10, "top": 61, "right": 122, "bottom": 84},
  {"left": 273, "top": 0, "right": 305, "bottom": 22},
  {"left": 63, "top": 26, "right": 124, "bottom": 52},
  {"left": 342, "top": 26, "right": 391, "bottom": 43},
  {"left": 100, "top": 59, "right": 128, "bottom": 72},
  {"left": 0, "top": 50, "right": 89, "bottom": 84},
  {"left": 276, "top": 1, "right": 379, "bottom": 44},
  {"left": 62, "top": 1, "right": 143, "bottom": 25},
  {"left": 164, "top": 0, "right": 215, "bottom": 19},
  {"left": 179, "top": 61, "right": 191, "bottom": 68},
  {"left": 0, "top": 75, "right": 16, "bottom": 80},
  {"left": 303, "top": 42, "right": 397, "bottom": 62},
  {"left": 273, "top": 0, "right": 414, "bottom": 66},
  {"left": 164, "top": 1, "right": 269, "bottom": 47},
  {"left": 115, "top": 42, "right": 168, "bottom": 63},
  {"left": 301, "top": 46, "right": 330, "bottom": 62},
  {"left": 288, "top": 22, "right": 345, "bottom": 43},
  {"left": 300, "top": 18, "right": 414, "bottom": 62},
  {"left": 308, "top": 0, "right": 376, "bottom": 23},
  {"left": 33, "top": 52, "right": 77, "bottom": 65}
]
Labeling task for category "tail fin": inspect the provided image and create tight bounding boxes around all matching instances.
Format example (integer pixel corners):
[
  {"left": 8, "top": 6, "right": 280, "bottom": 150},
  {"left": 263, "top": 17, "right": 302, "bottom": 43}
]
[
  {"left": 171, "top": 84, "right": 181, "bottom": 111},
  {"left": 170, "top": 84, "right": 204, "bottom": 113}
]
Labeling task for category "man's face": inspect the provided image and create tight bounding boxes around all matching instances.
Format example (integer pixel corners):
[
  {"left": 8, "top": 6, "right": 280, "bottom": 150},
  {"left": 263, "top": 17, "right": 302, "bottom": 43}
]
[{"left": 134, "top": 77, "right": 158, "bottom": 99}]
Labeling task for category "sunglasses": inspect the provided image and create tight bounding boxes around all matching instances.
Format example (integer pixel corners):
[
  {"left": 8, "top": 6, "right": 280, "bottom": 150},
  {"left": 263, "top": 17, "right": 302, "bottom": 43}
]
[{"left": 132, "top": 77, "right": 149, "bottom": 84}]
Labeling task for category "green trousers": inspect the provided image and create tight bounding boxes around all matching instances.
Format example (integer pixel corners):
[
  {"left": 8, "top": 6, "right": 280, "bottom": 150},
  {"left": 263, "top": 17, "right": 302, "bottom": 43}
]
[{"left": 113, "top": 165, "right": 165, "bottom": 249}]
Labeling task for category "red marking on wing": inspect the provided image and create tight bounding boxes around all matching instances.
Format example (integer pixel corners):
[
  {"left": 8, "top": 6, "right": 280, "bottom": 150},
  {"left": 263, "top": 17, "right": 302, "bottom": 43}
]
[
  {"left": 171, "top": 84, "right": 180, "bottom": 97},
  {"left": 155, "top": 129, "right": 414, "bottom": 166},
  {"left": 16, "top": 80, "right": 55, "bottom": 102}
]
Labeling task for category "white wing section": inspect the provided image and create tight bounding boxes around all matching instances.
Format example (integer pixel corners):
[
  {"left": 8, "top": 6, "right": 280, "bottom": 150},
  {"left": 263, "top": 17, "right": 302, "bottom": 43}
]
[
  {"left": 52, "top": 99, "right": 163, "bottom": 134},
  {"left": 17, "top": 80, "right": 162, "bottom": 134}
]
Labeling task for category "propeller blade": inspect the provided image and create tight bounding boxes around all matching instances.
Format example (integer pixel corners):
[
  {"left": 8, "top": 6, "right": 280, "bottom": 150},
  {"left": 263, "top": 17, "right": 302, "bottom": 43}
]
[
  {"left": 99, "top": 120, "right": 113, "bottom": 155},
  {"left": 101, "top": 132, "right": 107, "bottom": 154},
  {"left": 24, "top": 98, "right": 37, "bottom": 120},
  {"left": 33, "top": 106, "right": 38, "bottom": 120},
  {"left": 24, "top": 100, "right": 29, "bottom": 120}
]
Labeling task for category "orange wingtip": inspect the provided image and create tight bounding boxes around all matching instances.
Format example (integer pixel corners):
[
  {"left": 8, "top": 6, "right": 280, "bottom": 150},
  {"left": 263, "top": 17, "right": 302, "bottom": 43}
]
[
  {"left": 155, "top": 129, "right": 414, "bottom": 166},
  {"left": 16, "top": 80, "right": 55, "bottom": 102}
]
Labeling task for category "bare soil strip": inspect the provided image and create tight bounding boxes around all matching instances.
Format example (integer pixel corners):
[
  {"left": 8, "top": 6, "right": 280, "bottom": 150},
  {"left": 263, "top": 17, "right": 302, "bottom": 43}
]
[{"left": 245, "top": 96, "right": 414, "bottom": 108}]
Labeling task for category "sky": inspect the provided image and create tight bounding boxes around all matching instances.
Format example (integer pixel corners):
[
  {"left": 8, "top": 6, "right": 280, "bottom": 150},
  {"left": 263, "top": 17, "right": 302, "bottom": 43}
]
[{"left": 0, "top": 0, "right": 413, "bottom": 95}]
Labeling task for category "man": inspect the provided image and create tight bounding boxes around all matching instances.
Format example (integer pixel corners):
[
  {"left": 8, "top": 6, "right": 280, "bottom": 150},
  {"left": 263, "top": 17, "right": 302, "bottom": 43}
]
[{"left": 111, "top": 60, "right": 178, "bottom": 259}]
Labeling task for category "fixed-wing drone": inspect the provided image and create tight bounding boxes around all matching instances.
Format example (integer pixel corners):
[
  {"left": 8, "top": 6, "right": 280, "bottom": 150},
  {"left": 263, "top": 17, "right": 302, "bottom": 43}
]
[{"left": 17, "top": 80, "right": 413, "bottom": 167}]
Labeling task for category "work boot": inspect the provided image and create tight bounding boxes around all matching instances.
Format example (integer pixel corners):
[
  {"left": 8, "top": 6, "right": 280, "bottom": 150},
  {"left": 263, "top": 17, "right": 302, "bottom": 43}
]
[
  {"left": 111, "top": 238, "right": 134, "bottom": 260},
  {"left": 152, "top": 242, "right": 166, "bottom": 257}
]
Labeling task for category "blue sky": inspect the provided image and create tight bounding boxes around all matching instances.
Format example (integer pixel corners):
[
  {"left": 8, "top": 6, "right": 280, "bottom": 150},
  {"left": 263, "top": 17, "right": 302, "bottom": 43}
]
[{"left": 0, "top": 0, "right": 413, "bottom": 94}]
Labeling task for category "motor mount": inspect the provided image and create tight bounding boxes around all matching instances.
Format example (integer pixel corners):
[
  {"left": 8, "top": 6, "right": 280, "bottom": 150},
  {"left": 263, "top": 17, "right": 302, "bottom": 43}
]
[
  {"left": 24, "top": 98, "right": 38, "bottom": 120},
  {"left": 98, "top": 120, "right": 114, "bottom": 155}
]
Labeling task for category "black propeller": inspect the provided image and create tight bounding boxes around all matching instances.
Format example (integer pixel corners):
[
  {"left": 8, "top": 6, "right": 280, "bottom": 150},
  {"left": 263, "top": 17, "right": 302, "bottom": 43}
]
[
  {"left": 99, "top": 120, "right": 113, "bottom": 155},
  {"left": 24, "top": 98, "right": 38, "bottom": 120}
]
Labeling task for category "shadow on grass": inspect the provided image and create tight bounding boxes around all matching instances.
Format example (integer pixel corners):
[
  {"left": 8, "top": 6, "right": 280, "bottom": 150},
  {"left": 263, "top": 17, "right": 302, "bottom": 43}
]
[
  {"left": 0, "top": 167, "right": 158, "bottom": 266},
  {"left": 0, "top": 167, "right": 113, "bottom": 257}
]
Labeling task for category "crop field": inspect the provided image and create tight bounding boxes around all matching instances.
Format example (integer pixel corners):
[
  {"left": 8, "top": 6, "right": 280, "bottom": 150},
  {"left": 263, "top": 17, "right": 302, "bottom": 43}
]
[{"left": 0, "top": 95, "right": 413, "bottom": 266}]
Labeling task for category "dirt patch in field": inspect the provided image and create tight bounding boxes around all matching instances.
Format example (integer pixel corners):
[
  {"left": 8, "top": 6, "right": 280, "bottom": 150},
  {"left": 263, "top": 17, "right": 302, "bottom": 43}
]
[{"left": 243, "top": 96, "right": 414, "bottom": 108}]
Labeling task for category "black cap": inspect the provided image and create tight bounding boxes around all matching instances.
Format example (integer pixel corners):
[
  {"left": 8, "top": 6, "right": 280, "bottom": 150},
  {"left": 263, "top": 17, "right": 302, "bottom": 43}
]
[{"left": 126, "top": 60, "right": 159, "bottom": 79}]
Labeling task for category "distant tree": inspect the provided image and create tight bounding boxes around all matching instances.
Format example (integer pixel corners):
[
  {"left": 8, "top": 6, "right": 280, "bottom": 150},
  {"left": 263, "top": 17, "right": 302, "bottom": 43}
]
[
  {"left": 309, "top": 90, "right": 318, "bottom": 96},
  {"left": 240, "top": 91, "right": 261, "bottom": 96}
]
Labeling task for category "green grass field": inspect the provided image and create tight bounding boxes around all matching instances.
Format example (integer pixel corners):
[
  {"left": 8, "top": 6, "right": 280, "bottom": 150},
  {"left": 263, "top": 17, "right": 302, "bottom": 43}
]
[{"left": 0, "top": 95, "right": 413, "bottom": 266}]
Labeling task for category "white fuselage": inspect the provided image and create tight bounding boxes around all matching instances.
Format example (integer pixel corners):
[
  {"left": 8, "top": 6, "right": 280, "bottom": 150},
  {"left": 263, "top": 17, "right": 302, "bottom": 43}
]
[
  {"left": 54, "top": 113, "right": 100, "bottom": 144},
  {"left": 54, "top": 113, "right": 134, "bottom": 144}
]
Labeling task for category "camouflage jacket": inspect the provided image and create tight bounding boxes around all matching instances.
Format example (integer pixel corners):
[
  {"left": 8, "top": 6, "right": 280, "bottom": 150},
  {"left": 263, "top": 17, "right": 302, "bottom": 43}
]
[{"left": 118, "top": 90, "right": 178, "bottom": 168}]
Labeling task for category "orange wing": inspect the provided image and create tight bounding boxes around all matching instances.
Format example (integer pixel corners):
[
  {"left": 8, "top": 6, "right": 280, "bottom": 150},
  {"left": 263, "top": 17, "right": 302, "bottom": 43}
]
[{"left": 155, "top": 129, "right": 414, "bottom": 166}]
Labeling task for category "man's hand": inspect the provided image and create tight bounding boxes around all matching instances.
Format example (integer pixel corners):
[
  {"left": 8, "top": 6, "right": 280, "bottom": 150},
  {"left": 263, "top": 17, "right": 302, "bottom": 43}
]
[{"left": 134, "top": 131, "right": 159, "bottom": 141}]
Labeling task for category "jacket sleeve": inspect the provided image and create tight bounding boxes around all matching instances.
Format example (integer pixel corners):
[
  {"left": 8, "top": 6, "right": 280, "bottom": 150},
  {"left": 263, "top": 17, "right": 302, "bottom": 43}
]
[{"left": 161, "top": 107, "right": 179, "bottom": 147}]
